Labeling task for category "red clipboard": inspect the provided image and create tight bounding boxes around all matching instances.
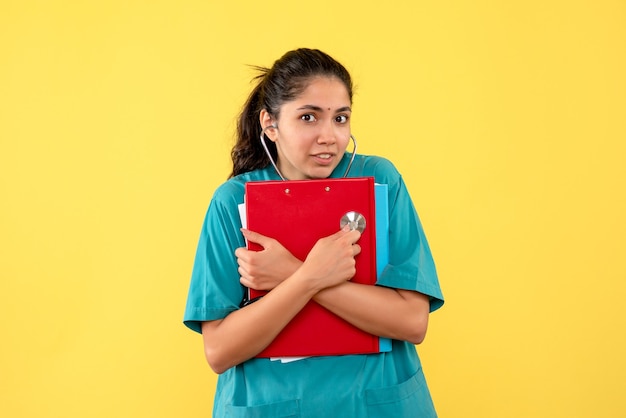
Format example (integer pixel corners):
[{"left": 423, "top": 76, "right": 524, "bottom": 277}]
[{"left": 244, "top": 177, "right": 381, "bottom": 357}]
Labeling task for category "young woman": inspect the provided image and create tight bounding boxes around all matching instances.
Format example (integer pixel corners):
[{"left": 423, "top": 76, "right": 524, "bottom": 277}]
[{"left": 184, "top": 48, "right": 444, "bottom": 417}]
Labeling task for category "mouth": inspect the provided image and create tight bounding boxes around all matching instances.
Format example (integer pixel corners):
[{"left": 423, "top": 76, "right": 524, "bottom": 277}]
[
  {"left": 314, "top": 153, "right": 332, "bottom": 160},
  {"left": 311, "top": 153, "right": 335, "bottom": 166}
]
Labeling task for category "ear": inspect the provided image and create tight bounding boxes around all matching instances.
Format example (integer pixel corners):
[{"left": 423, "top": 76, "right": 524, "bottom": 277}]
[{"left": 259, "top": 109, "right": 278, "bottom": 142}]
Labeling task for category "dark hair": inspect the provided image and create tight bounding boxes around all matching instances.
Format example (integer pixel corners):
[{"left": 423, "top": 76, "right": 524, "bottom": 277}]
[{"left": 229, "top": 48, "right": 353, "bottom": 178}]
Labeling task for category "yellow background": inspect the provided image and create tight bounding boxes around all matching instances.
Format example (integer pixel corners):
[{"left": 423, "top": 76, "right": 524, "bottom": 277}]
[{"left": 1, "top": 1, "right": 625, "bottom": 417}]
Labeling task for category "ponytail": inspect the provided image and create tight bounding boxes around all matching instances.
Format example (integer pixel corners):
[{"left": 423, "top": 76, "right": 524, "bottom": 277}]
[{"left": 230, "top": 69, "right": 276, "bottom": 178}]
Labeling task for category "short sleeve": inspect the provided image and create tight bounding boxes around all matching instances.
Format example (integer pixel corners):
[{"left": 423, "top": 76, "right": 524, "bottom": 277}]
[
  {"left": 364, "top": 158, "right": 445, "bottom": 312},
  {"left": 183, "top": 183, "right": 246, "bottom": 333}
]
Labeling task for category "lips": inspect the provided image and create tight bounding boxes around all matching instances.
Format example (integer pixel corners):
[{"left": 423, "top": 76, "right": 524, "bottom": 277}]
[{"left": 312, "top": 153, "right": 334, "bottom": 165}]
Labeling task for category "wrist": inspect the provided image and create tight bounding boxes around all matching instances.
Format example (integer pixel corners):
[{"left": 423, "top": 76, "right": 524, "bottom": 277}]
[
  {"left": 291, "top": 264, "right": 327, "bottom": 295},
  {"left": 288, "top": 257, "right": 304, "bottom": 278}
]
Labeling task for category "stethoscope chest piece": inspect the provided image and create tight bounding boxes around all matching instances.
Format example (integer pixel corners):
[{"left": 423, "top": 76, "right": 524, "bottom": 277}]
[{"left": 340, "top": 211, "right": 366, "bottom": 233}]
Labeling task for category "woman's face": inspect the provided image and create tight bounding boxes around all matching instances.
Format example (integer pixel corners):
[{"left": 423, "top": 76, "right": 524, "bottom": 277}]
[{"left": 263, "top": 77, "right": 352, "bottom": 180}]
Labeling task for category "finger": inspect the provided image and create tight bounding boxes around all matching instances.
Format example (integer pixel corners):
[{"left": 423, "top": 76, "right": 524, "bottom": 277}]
[
  {"left": 341, "top": 229, "right": 361, "bottom": 244},
  {"left": 329, "top": 225, "right": 353, "bottom": 240},
  {"left": 234, "top": 246, "right": 248, "bottom": 260},
  {"left": 237, "top": 264, "right": 247, "bottom": 277},
  {"left": 352, "top": 243, "right": 362, "bottom": 256},
  {"left": 238, "top": 265, "right": 252, "bottom": 282},
  {"left": 241, "top": 228, "right": 274, "bottom": 248},
  {"left": 239, "top": 276, "right": 251, "bottom": 287},
  {"left": 235, "top": 248, "right": 255, "bottom": 268}
]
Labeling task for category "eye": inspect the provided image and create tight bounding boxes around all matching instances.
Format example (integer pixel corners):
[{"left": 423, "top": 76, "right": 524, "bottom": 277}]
[
  {"left": 335, "top": 115, "right": 349, "bottom": 124},
  {"left": 301, "top": 114, "right": 317, "bottom": 122}
]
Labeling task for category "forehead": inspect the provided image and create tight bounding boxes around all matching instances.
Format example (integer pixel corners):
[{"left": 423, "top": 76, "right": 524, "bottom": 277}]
[{"left": 286, "top": 76, "right": 351, "bottom": 108}]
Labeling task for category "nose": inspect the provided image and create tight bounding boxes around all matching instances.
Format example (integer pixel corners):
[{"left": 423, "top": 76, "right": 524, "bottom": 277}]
[{"left": 317, "top": 120, "right": 337, "bottom": 145}]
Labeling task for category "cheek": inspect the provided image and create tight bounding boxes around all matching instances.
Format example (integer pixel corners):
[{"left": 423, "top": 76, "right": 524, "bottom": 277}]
[
  {"left": 275, "top": 135, "right": 307, "bottom": 160},
  {"left": 338, "top": 134, "right": 352, "bottom": 150},
  {"left": 278, "top": 130, "right": 314, "bottom": 151},
  {"left": 337, "top": 123, "right": 351, "bottom": 139}
]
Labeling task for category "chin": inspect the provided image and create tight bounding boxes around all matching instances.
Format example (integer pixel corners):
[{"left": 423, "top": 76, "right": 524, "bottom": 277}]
[{"left": 307, "top": 168, "right": 335, "bottom": 179}]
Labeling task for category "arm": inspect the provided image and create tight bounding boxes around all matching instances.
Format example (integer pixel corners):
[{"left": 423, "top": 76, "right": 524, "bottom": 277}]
[
  {"left": 201, "top": 269, "right": 320, "bottom": 374},
  {"left": 313, "top": 284, "right": 430, "bottom": 344},
  {"left": 232, "top": 162, "right": 443, "bottom": 351},
  {"left": 201, "top": 227, "right": 361, "bottom": 374},
  {"left": 238, "top": 229, "right": 431, "bottom": 345}
]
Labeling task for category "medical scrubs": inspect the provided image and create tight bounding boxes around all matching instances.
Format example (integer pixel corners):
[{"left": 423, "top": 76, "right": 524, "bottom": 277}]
[{"left": 184, "top": 154, "right": 444, "bottom": 417}]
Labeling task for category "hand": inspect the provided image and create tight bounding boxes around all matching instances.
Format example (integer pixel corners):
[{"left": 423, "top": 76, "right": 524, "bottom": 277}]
[
  {"left": 299, "top": 226, "right": 362, "bottom": 291},
  {"left": 236, "top": 229, "right": 302, "bottom": 291}
]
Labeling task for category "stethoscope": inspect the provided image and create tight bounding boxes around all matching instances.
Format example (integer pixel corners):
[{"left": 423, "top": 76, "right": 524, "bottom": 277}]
[{"left": 259, "top": 124, "right": 358, "bottom": 181}]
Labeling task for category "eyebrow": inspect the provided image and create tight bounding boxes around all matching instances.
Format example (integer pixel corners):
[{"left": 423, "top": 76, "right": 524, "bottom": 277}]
[{"left": 296, "top": 104, "right": 352, "bottom": 113}]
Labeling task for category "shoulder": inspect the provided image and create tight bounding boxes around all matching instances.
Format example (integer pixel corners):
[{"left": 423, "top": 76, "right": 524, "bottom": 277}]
[
  {"left": 210, "top": 169, "right": 269, "bottom": 207},
  {"left": 209, "top": 179, "right": 244, "bottom": 210},
  {"left": 351, "top": 154, "right": 402, "bottom": 185}
]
